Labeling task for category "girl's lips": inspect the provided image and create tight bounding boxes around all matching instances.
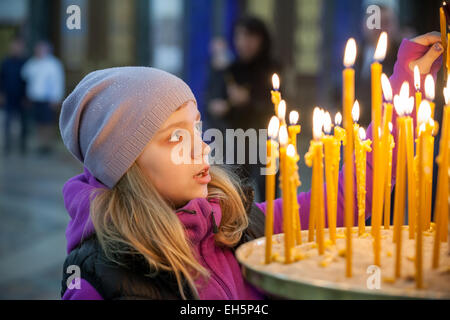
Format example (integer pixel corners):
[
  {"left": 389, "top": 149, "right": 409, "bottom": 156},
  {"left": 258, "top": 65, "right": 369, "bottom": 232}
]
[{"left": 193, "top": 169, "right": 211, "bottom": 184}]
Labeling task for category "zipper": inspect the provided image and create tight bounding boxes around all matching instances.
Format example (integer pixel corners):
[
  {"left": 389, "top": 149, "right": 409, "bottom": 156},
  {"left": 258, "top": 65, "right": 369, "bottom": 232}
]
[
  {"left": 210, "top": 211, "right": 219, "bottom": 234},
  {"left": 177, "top": 206, "right": 233, "bottom": 299},
  {"left": 199, "top": 210, "right": 233, "bottom": 299},
  {"left": 199, "top": 237, "right": 234, "bottom": 299}
]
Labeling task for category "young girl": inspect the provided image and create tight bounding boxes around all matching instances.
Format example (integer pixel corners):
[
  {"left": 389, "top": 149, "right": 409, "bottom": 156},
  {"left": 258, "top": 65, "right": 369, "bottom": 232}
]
[{"left": 60, "top": 32, "right": 442, "bottom": 300}]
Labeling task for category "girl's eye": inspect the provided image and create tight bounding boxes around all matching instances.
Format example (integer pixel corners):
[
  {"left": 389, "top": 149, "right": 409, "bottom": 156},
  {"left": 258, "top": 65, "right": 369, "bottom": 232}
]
[{"left": 169, "top": 129, "right": 183, "bottom": 142}]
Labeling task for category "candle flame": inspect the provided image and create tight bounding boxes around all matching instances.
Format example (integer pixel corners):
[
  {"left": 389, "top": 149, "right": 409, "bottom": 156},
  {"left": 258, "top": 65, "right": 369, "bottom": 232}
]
[
  {"left": 272, "top": 73, "right": 280, "bottom": 90},
  {"left": 381, "top": 73, "right": 393, "bottom": 101},
  {"left": 358, "top": 127, "right": 366, "bottom": 140},
  {"left": 399, "top": 81, "right": 410, "bottom": 100},
  {"left": 374, "top": 32, "right": 388, "bottom": 61},
  {"left": 335, "top": 112, "right": 342, "bottom": 126},
  {"left": 388, "top": 122, "right": 393, "bottom": 133},
  {"left": 444, "top": 87, "right": 450, "bottom": 105},
  {"left": 419, "top": 123, "right": 426, "bottom": 135},
  {"left": 393, "top": 95, "right": 403, "bottom": 117},
  {"left": 352, "top": 100, "right": 360, "bottom": 122},
  {"left": 277, "top": 100, "right": 286, "bottom": 120},
  {"left": 313, "top": 107, "right": 324, "bottom": 140},
  {"left": 424, "top": 75, "right": 435, "bottom": 101},
  {"left": 268, "top": 116, "right": 280, "bottom": 139},
  {"left": 287, "top": 144, "right": 296, "bottom": 157},
  {"left": 406, "top": 96, "right": 414, "bottom": 115},
  {"left": 344, "top": 38, "right": 357, "bottom": 68},
  {"left": 324, "top": 111, "right": 332, "bottom": 135},
  {"left": 417, "top": 100, "right": 432, "bottom": 126},
  {"left": 279, "top": 125, "right": 288, "bottom": 146},
  {"left": 289, "top": 110, "right": 299, "bottom": 125},
  {"left": 414, "top": 65, "right": 420, "bottom": 90}
]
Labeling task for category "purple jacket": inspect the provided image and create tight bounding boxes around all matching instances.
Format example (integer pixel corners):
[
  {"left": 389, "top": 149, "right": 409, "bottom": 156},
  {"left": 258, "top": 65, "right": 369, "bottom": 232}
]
[{"left": 61, "top": 39, "right": 440, "bottom": 300}]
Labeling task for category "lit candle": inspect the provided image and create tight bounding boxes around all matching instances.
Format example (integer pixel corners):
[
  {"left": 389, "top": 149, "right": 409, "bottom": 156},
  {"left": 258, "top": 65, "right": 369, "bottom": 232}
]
[
  {"left": 343, "top": 38, "right": 357, "bottom": 276},
  {"left": 384, "top": 123, "right": 395, "bottom": 229},
  {"left": 423, "top": 75, "right": 436, "bottom": 231},
  {"left": 287, "top": 145, "right": 301, "bottom": 247},
  {"left": 322, "top": 111, "right": 337, "bottom": 243},
  {"left": 416, "top": 101, "right": 435, "bottom": 289},
  {"left": 432, "top": 82, "right": 450, "bottom": 268},
  {"left": 371, "top": 32, "right": 388, "bottom": 267},
  {"left": 265, "top": 116, "right": 280, "bottom": 264},
  {"left": 271, "top": 73, "right": 281, "bottom": 113},
  {"left": 279, "top": 125, "right": 292, "bottom": 263},
  {"left": 440, "top": 4, "right": 448, "bottom": 78},
  {"left": 352, "top": 100, "right": 361, "bottom": 146},
  {"left": 277, "top": 100, "right": 287, "bottom": 126},
  {"left": 392, "top": 90, "right": 408, "bottom": 278},
  {"left": 381, "top": 74, "right": 394, "bottom": 230},
  {"left": 288, "top": 111, "right": 301, "bottom": 150},
  {"left": 305, "top": 107, "right": 325, "bottom": 254},
  {"left": 288, "top": 111, "right": 302, "bottom": 245},
  {"left": 405, "top": 112, "right": 417, "bottom": 240},
  {"left": 355, "top": 127, "right": 372, "bottom": 236},
  {"left": 414, "top": 66, "right": 422, "bottom": 123}
]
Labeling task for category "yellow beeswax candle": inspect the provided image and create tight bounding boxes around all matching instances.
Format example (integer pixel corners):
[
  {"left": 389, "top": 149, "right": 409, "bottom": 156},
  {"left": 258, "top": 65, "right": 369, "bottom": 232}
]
[
  {"left": 405, "top": 117, "right": 417, "bottom": 239},
  {"left": 305, "top": 108, "right": 325, "bottom": 254},
  {"left": 414, "top": 66, "right": 422, "bottom": 123},
  {"left": 441, "top": 6, "right": 448, "bottom": 79},
  {"left": 355, "top": 128, "right": 372, "bottom": 236},
  {"left": 380, "top": 74, "right": 394, "bottom": 230},
  {"left": 290, "top": 152, "right": 302, "bottom": 246},
  {"left": 416, "top": 101, "right": 433, "bottom": 288},
  {"left": 371, "top": 32, "right": 388, "bottom": 267},
  {"left": 265, "top": 116, "right": 280, "bottom": 264},
  {"left": 384, "top": 127, "right": 395, "bottom": 229},
  {"left": 286, "top": 145, "right": 297, "bottom": 253},
  {"left": 323, "top": 112, "right": 337, "bottom": 243},
  {"left": 343, "top": 38, "right": 357, "bottom": 276},
  {"left": 432, "top": 101, "right": 449, "bottom": 268},
  {"left": 271, "top": 73, "right": 281, "bottom": 113},
  {"left": 424, "top": 75, "right": 436, "bottom": 230},
  {"left": 393, "top": 117, "right": 406, "bottom": 278},
  {"left": 417, "top": 123, "right": 427, "bottom": 289},
  {"left": 288, "top": 111, "right": 302, "bottom": 246},
  {"left": 279, "top": 126, "right": 292, "bottom": 263},
  {"left": 288, "top": 111, "right": 301, "bottom": 150}
]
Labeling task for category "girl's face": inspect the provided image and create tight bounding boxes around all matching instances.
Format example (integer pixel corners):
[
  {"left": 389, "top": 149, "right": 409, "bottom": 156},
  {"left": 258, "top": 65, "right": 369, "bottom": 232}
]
[{"left": 136, "top": 101, "right": 211, "bottom": 208}]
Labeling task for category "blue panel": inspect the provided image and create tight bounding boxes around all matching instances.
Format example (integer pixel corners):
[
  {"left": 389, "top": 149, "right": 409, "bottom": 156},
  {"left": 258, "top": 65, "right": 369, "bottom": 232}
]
[{"left": 184, "top": 0, "right": 212, "bottom": 115}]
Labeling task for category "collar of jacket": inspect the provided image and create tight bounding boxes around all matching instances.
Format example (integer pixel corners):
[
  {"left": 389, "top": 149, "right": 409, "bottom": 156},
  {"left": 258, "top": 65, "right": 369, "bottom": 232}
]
[{"left": 175, "top": 197, "right": 222, "bottom": 246}]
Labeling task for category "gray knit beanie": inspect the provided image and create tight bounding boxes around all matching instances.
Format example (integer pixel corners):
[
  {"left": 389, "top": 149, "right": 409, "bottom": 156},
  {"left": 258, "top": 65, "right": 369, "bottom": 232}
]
[{"left": 59, "top": 67, "right": 196, "bottom": 188}]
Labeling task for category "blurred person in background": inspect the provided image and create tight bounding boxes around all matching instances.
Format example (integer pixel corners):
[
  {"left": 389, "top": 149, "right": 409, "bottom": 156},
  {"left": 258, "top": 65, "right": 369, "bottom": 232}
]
[
  {"left": 21, "top": 40, "right": 65, "bottom": 155},
  {"left": 205, "top": 16, "right": 281, "bottom": 201},
  {"left": 0, "top": 37, "right": 28, "bottom": 156},
  {"left": 355, "top": 0, "right": 403, "bottom": 126}
]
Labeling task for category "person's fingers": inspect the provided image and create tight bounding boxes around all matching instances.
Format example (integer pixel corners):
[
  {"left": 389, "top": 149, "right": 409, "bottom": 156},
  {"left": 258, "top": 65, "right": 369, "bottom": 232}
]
[
  {"left": 409, "top": 42, "right": 444, "bottom": 74},
  {"left": 411, "top": 31, "right": 442, "bottom": 46}
]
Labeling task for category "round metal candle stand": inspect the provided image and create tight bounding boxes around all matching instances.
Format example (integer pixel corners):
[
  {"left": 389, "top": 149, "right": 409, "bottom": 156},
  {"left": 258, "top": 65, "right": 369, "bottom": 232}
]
[{"left": 235, "top": 227, "right": 450, "bottom": 300}]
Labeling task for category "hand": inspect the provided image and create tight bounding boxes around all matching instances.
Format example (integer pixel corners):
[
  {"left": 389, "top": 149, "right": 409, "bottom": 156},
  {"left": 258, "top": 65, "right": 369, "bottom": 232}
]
[
  {"left": 227, "top": 84, "right": 250, "bottom": 107},
  {"left": 409, "top": 31, "right": 444, "bottom": 74}
]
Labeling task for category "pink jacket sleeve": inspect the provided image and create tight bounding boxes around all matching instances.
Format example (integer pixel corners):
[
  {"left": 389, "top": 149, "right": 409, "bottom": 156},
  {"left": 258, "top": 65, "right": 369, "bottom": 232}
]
[{"left": 255, "top": 39, "right": 442, "bottom": 234}]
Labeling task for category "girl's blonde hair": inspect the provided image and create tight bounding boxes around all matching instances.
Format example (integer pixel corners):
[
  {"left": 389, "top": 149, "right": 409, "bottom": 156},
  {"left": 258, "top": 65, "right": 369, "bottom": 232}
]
[{"left": 90, "top": 163, "right": 249, "bottom": 299}]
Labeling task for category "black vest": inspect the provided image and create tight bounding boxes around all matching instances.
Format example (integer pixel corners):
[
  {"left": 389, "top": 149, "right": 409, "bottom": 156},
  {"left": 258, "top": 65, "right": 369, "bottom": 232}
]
[{"left": 61, "top": 190, "right": 266, "bottom": 300}]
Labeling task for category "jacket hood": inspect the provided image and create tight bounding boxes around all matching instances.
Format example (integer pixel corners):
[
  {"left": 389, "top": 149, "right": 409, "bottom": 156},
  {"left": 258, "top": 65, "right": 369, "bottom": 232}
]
[{"left": 62, "top": 167, "right": 222, "bottom": 254}]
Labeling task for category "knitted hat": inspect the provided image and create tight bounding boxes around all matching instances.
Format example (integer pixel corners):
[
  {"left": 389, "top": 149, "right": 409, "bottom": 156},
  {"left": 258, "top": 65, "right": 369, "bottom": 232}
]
[{"left": 59, "top": 67, "right": 196, "bottom": 188}]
